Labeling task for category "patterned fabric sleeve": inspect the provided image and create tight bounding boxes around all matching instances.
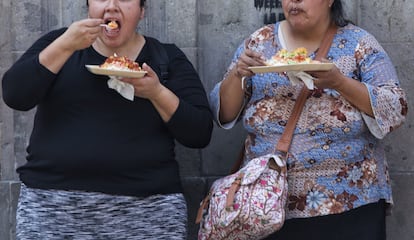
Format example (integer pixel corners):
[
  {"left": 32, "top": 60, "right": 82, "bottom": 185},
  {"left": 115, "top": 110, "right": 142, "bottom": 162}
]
[
  {"left": 209, "top": 43, "right": 250, "bottom": 129},
  {"left": 356, "top": 34, "right": 408, "bottom": 139},
  {"left": 209, "top": 81, "right": 236, "bottom": 129}
]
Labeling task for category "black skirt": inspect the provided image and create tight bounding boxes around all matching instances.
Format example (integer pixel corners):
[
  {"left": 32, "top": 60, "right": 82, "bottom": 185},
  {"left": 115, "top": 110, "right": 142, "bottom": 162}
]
[{"left": 264, "top": 200, "right": 386, "bottom": 240}]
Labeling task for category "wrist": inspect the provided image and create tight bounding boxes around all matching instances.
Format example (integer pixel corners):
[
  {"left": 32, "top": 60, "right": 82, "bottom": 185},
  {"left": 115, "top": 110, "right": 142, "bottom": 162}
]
[
  {"left": 232, "top": 67, "right": 243, "bottom": 79},
  {"left": 333, "top": 75, "right": 350, "bottom": 93},
  {"left": 150, "top": 83, "right": 168, "bottom": 102}
]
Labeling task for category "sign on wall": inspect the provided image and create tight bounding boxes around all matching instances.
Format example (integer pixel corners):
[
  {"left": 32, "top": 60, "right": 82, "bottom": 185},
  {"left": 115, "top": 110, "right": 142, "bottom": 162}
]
[{"left": 254, "top": 0, "right": 285, "bottom": 24}]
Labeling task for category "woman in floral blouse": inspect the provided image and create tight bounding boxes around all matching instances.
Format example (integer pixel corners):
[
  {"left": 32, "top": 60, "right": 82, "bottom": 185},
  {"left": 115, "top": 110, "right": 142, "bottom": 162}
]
[{"left": 209, "top": 0, "right": 407, "bottom": 239}]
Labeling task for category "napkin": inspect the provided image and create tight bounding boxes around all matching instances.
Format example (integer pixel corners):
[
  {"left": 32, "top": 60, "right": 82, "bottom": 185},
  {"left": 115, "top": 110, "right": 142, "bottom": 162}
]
[
  {"left": 286, "top": 71, "right": 315, "bottom": 90},
  {"left": 107, "top": 76, "right": 135, "bottom": 101}
]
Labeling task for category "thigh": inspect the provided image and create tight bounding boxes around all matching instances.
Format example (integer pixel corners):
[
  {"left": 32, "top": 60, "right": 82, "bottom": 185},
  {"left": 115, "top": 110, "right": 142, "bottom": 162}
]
[
  {"left": 122, "top": 193, "right": 188, "bottom": 240},
  {"left": 264, "top": 200, "right": 386, "bottom": 240}
]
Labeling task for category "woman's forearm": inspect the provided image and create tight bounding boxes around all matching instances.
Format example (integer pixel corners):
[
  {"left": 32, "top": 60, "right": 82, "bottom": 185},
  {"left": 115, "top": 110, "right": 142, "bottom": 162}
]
[
  {"left": 39, "top": 36, "right": 75, "bottom": 74},
  {"left": 218, "top": 68, "right": 246, "bottom": 123},
  {"left": 336, "top": 76, "right": 374, "bottom": 117}
]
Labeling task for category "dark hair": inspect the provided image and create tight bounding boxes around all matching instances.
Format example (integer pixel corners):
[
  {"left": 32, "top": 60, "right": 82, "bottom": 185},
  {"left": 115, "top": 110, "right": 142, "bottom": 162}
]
[
  {"left": 331, "top": 0, "right": 351, "bottom": 27},
  {"left": 86, "top": 0, "right": 146, "bottom": 7}
]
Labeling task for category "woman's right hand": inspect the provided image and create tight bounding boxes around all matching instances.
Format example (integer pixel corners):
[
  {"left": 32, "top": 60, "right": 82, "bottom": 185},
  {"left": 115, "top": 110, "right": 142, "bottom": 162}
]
[
  {"left": 234, "top": 49, "right": 266, "bottom": 78},
  {"left": 38, "top": 18, "right": 103, "bottom": 74},
  {"left": 60, "top": 18, "right": 104, "bottom": 52},
  {"left": 218, "top": 49, "right": 264, "bottom": 123}
]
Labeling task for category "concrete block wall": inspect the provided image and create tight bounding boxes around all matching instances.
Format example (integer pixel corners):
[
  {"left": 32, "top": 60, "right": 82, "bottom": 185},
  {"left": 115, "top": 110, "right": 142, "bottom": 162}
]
[
  {"left": 358, "top": 2, "right": 414, "bottom": 239},
  {"left": 1, "top": 1, "right": 413, "bottom": 239}
]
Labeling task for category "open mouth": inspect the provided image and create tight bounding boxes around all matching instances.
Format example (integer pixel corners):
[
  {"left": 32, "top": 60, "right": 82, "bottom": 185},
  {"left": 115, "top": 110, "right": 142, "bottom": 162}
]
[{"left": 104, "top": 19, "right": 121, "bottom": 32}]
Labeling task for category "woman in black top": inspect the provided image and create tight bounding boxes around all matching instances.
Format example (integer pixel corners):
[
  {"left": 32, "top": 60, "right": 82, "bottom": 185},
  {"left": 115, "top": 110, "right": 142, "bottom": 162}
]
[{"left": 2, "top": 0, "right": 213, "bottom": 239}]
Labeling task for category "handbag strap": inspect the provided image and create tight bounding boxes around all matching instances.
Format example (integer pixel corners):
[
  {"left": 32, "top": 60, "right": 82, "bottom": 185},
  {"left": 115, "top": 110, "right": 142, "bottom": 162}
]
[
  {"left": 276, "top": 24, "right": 337, "bottom": 153},
  {"left": 275, "top": 86, "right": 310, "bottom": 153}
]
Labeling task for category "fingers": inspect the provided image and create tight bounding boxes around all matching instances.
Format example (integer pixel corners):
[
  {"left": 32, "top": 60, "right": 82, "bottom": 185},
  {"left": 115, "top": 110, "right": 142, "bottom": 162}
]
[
  {"left": 119, "top": 63, "right": 162, "bottom": 99},
  {"left": 235, "top": 61, "right": 249, "bottom": 78},
  {"left": 309, "top": 66, "right": 343, "bottom": 89},
  {"left": 72, "top": 18, "right": 103, "bottom": 33},
  {"left": 121, "top": 63, "right": 158, "bottom": 85},
  {"left": 78, "top": 19, "right": 103, "bottom": 35},
  {"left": 244, "top": 49, "right": 266, "bottom": 65},
  {"left": 236, "top": 49, "right": 265, "bottom": 77},
  {"left": 141, "top": 63, "right": 156, "bottom": 77},
  {"left": 318, "top": 58, "right": 331, "bottom": 63},
  {"left": 64, "top": 18, "right": 104, "bottom": 50},
  {"left": 84, "top": 18, "right": 104, "bottom": 27}
]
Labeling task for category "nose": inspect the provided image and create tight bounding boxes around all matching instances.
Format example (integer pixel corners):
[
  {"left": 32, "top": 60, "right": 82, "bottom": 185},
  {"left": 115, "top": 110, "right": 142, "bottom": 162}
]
[{"left": 105, "top": 0, "right": 120, "bottom": 11}]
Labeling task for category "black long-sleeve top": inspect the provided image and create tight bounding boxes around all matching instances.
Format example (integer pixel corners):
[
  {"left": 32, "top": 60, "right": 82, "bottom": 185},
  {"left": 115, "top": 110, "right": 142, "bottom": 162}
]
[{"left": 2, "top": 28, "right": 213, "bottom": 197}]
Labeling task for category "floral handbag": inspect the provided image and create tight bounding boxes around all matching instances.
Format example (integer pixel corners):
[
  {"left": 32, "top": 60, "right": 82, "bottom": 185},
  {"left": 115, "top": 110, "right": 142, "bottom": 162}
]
[
  {"left": 195, "top": 86, "right": 310, "bottom": 240},
  {"left": 195, "top": 153, "right": 288, "bottom": 240},
  {"left": 195, "top": 84, "right": 309, "bottom": 240}
]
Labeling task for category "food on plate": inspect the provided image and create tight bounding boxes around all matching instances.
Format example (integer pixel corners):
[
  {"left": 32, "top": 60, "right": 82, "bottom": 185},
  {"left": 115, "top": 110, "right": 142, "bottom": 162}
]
[
  {"left": 248, "top": 47, "right": 334, "bottom": 73},
  {"left": 107, "top": 20, "right": 118, "bottom": 29},
  {"left": 266, "top": 47, "right": 319, "bottom": 66},
  {"left": 100, "top": 54, "right": 142, "bottom": 72}
]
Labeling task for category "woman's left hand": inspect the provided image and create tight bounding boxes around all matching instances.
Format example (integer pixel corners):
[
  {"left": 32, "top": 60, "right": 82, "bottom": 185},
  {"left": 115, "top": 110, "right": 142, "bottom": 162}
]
[
  {"left": 308, "top": 59, "right": 374, "bottom": 116},
  {"left": 308, "top": 59, "right": 347, "bottom": 90},
  {"left": 119, "top": 63, "right": 180, "bottom": 121},
  {"left": 119, "top": 63, "right": 164, "bottom": 100}
]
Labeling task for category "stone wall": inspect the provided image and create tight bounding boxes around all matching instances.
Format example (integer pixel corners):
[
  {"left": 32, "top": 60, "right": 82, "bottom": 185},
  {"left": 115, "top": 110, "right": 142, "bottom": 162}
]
[{"left": 1, "top": 1, "right": 413, "bottom": 239}]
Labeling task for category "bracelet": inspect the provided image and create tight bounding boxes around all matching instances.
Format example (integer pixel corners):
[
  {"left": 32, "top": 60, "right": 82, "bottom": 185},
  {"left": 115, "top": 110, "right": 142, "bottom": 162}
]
[
  {"left": 233, "top": 67, "right": 246, "bottom": 89},
  {"left": 241, "top": 76, "right": 246, "bottom": 90}
]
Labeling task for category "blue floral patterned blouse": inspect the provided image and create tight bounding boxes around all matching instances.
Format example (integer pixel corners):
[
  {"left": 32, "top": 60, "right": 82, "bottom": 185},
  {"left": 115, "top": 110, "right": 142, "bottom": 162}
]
[{"left": 209, "top": 22, "right": 407, "bottom": 219}]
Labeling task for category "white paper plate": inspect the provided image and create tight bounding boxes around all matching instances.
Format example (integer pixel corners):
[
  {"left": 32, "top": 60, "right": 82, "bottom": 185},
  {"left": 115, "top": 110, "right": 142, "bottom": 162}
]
[
  {"left": 248, "top": 63, "right": 334, "bottom": 73},
  {"left": 86, "top": 65, "right": 147, "bottom": 78}
]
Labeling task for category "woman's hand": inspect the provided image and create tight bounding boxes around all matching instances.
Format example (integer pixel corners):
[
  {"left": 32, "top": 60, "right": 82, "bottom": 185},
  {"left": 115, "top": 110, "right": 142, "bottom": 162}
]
[
  {"left": 59, "top": 18, "right": 104, "bottom": 52},
  {"left": 39, "top": 18, "right": 103, "bottom": 74},
  {"left": 217, "top": 49, "right": 265, "bottom": 123},
  {"left": 120, "top": 63, "right": 179, "bottom": 122},
  {"left": 308, "top": 59, "right": 374, "bottom": 116},
  {"left": 120, "top": 63, "right": 163, "bottom": 100},
  {"left": 308, "top": 59, "right": 347, "bottom": 90},
  {"left": 234, "top": 49, "right": 266, "bottom": 78}
]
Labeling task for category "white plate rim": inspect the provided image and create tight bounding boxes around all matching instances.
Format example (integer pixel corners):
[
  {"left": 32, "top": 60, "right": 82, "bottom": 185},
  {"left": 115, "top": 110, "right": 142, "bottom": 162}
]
[
  {"left": 248, "top": 62, "right": 334, "bottom": 73},
  {"left": 85, "top": 65, "right": 147, "bottom": 78}
]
